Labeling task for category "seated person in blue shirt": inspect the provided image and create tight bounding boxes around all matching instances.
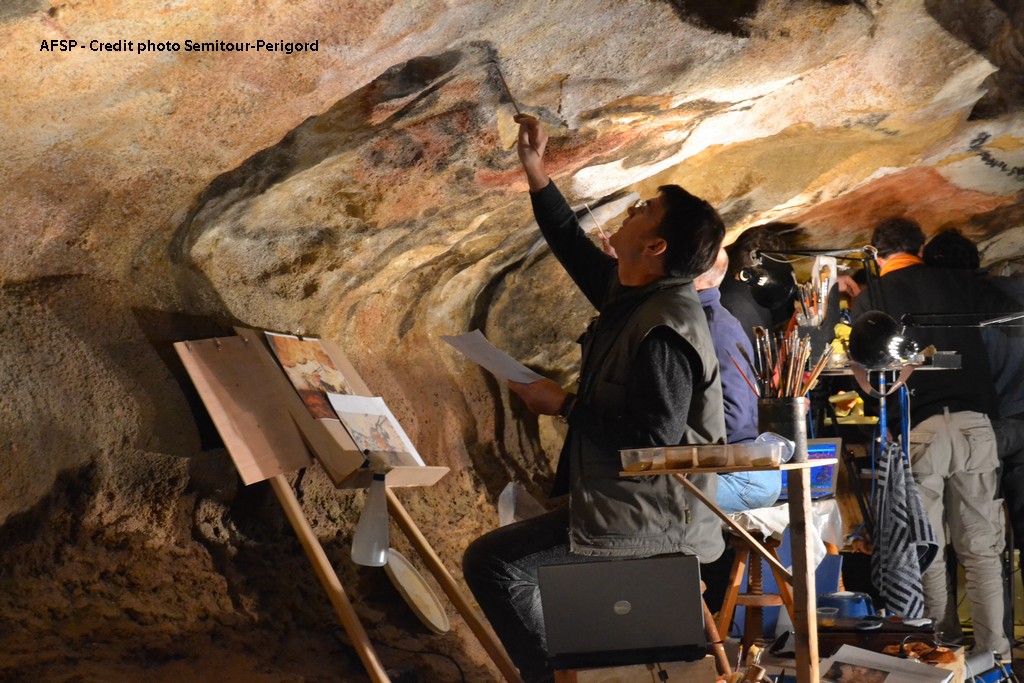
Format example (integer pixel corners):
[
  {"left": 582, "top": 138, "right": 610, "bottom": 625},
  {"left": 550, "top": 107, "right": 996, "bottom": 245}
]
[{"left": 694, "top": 248, "right": 781, "bottom": 512}]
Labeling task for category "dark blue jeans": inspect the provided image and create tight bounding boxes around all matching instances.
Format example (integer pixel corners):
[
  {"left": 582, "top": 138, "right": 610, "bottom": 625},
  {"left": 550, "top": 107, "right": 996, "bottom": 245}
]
[{"left": 462, "top": 507, "right": 604, "bottom": 683}]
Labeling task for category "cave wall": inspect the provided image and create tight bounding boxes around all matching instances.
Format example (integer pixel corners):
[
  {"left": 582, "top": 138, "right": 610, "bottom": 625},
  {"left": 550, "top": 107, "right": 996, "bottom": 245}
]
[{"left": 1, "top": 0, "right": 1023, "bottom": 680}]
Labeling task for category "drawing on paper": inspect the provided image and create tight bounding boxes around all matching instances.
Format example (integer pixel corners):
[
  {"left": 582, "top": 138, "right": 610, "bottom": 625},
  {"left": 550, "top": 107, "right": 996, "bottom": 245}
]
[
  {"left": 327, "top": 394, "right": 426, "bottom": 467},
  {"left": 822, "top": 662, "right": 889, "bottom": 683},
  {"left": 266, "top": 332, "right": 353, "bottom": 419},
  {"left": 336, "top": 411, "right": 409, "bottom": 457}
]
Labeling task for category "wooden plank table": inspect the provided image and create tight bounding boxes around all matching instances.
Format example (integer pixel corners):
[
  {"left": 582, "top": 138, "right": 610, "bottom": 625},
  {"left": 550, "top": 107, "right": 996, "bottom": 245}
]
[{"left": 621, "top": 459, "right": 836, "bottom": 683}]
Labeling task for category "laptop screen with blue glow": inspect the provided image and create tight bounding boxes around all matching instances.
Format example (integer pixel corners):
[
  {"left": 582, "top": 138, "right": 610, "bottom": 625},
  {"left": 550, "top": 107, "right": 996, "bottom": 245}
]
[{"left": 776, "top": 437, "right": 842, "bottom": 501}]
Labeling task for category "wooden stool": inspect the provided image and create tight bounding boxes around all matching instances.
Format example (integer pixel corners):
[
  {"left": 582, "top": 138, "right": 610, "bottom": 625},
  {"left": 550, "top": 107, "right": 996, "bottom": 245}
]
[{"left": 716, "top": 532, "right": 796, "bottom": 651}]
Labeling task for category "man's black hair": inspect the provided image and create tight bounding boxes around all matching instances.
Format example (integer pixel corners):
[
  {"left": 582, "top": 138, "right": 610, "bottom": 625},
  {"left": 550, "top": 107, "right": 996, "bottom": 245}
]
[
  {"left": 871, "top": 217, "right": 925, "bottom": 258},
  {"left": 655, "top": 184, "right": 725, "bottom": 279},
  {"left": 922, "top": 228, "right": 981, "bottom": 271}
]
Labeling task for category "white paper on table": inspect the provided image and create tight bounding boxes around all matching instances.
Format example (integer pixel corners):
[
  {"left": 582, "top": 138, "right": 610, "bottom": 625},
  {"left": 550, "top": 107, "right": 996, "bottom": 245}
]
[
  {"left": 440, "top": 330, "right": 544, "bottom": 384},
  {"left": 820, "top": 644, "right": 953, "bottom": 682},
  {"left": 326, "top": 393, "right": 425, "bottom": 467}
]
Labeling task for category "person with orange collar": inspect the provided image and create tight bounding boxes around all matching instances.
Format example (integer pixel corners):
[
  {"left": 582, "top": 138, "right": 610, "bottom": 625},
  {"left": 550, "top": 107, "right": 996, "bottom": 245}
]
[{"left": 851, "top": 217, "right": 1013, "bottom": 662}]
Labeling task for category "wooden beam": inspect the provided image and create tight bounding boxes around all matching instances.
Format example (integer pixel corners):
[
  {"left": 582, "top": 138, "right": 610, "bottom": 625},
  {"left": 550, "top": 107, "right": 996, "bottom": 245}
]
[{"left": 786, "top": 467, "right": 820, "bottom": 683}]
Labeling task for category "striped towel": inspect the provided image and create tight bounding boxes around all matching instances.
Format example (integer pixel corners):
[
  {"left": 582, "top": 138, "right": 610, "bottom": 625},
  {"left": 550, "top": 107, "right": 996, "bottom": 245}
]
[{"left": 870, "top": 441, "right": 938, "bottom": 618}]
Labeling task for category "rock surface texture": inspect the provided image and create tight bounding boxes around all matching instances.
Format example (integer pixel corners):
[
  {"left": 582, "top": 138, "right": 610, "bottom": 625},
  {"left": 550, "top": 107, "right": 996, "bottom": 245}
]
[{"left": 1, "top": 0, "right": 1022, "bottom": 680}]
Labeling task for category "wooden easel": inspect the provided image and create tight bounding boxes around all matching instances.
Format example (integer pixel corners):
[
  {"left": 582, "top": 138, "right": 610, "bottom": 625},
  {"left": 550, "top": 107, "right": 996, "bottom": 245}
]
[{"left": 175, "top": 331, "right": 522, "bottom": 683}]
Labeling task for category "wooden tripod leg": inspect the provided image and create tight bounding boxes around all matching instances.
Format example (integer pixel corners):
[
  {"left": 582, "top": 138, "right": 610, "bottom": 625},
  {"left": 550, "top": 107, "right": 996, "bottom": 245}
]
[
  {"left": 386, "top": 489, "right": 524, "bottom": 683},
  {"left": 268, "top": 475, "right": 390, "bottom": 683}
]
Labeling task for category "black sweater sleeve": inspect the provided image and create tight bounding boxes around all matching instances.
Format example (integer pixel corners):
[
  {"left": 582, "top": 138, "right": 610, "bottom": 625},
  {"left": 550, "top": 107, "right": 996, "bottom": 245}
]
[
  {"left": 569, "top": 326, "right": 696, "bottom": 449},
  {"left": 530, "top": 181, "right": 618, "bottom": 309}
]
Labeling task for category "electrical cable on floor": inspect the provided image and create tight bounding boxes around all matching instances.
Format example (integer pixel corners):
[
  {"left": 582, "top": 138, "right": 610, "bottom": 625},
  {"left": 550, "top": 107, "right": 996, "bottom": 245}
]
[
  {"left": 330, "top": 625, "right": 467, "bottom": 683},
  {"left": 380, "top": 641, "right": 467, "bottom": 683}
]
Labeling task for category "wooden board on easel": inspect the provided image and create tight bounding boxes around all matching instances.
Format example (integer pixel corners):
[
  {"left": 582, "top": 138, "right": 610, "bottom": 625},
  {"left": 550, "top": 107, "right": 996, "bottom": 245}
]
[
  {"left": 232, "top": 327, "right": 447, "bottom": 489},
  {"left": 173, "top": 334, "right": 393, "bottom": 682},
  {"left": 174, "top": 335, "right": 313, "bottom": 484}
]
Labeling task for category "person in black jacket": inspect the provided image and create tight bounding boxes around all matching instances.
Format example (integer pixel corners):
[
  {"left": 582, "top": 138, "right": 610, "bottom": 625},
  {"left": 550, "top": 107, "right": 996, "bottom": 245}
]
[
  {"left": 462, "top": 114, "right": 726, "bottom": 683},
  {"left": 719, "top": 224, "right": 798, "bottom": 347},
  {"left": 851, "top": 217, "right": 1012, "bottom": 661},
  {"left": 923, "top": 228, "right": 1024, "bottom": 642}
]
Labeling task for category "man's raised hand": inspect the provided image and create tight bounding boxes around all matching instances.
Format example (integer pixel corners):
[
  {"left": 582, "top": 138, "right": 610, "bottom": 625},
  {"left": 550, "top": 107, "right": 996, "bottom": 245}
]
[{"left": 514, "top": 114, "right": 550, "bottom": 191}]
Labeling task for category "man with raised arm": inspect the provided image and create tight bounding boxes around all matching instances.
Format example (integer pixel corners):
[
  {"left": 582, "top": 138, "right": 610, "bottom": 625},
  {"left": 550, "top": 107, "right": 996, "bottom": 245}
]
[{"left": 462, "top": 114, "right": 727, "bottom": 683}]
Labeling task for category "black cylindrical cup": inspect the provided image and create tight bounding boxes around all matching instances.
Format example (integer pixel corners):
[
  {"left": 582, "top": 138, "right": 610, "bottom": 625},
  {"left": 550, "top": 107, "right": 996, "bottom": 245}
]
[{"left": 758, "top": 397, "right": 809, "bottom": 463}]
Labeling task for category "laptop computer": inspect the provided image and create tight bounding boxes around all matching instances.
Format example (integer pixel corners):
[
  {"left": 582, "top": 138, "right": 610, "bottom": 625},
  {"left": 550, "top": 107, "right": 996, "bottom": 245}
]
[
  {"left": 538, "top": 554, "right": 707, "bottom": 670},
  {"left": 777, "top": 437, "right": 842, "bottom": 501}
]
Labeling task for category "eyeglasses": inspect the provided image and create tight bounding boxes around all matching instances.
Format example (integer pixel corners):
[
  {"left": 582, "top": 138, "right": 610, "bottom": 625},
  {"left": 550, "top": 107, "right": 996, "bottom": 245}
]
[{"left": 632, "top": 198, "right": 649, "bottom": 210}]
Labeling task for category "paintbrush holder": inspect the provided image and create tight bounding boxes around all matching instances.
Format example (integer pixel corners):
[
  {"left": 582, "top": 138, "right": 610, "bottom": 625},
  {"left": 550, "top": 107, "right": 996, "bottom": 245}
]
[{"left": 758, "top": 397, "right": 809, "bottom": 463}]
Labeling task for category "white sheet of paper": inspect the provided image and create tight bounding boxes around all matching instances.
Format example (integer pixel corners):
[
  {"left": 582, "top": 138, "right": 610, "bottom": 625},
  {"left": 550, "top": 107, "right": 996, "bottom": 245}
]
[
  {"left": 326, "top": 393, "right": 425, "bottom": 466},
  {"left": 440, "top": 330, "right": 545, "bottom": 383},
  {"left": 820, "top": 644, "right": 952, "bottom": 682}
]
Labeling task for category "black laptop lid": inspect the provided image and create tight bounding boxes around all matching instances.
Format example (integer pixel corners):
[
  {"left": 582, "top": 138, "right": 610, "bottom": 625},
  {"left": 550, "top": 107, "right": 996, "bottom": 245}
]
[{"left": 538, "top": 555, "right": 706, "bottom": 669}]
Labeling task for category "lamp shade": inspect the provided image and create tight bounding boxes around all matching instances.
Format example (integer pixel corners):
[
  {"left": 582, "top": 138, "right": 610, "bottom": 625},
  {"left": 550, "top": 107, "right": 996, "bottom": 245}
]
[
  {"left": 848, "top": 311, "right": 920, "bottom": 370},
  {"left": 738, "top": 259, "right": 796, "bottom": 310}
]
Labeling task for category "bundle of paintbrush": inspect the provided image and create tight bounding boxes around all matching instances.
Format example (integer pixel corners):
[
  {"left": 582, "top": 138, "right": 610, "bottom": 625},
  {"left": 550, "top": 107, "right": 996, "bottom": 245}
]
[
  {"left": 794, "top": 259, "right": 835, "bottom": 328},
  {"left": 794, "top": 278, "right": 833, "bottom": 328},
  {"left": 795, "top": 281, "right": 825, "bottom": 327},
  {"left": 752, "top": 327, "right": 833, "bottom": 397}
]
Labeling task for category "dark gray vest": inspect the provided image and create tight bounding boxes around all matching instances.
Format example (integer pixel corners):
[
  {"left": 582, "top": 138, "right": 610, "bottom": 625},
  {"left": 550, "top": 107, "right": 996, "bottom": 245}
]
[{"left": 563, "top": 277, "right": 726, "bottom": 560}]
